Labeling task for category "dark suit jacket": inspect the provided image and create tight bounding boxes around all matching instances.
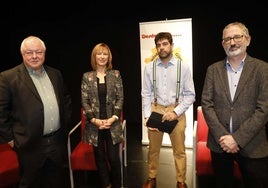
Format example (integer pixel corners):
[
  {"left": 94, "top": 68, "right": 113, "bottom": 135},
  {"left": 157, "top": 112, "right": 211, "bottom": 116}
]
[
  {"left": 0, "top": 63, "right": 72, "bottom": 150},
  {"left": 201, "top": 55, "right": 268, "bottom": 158}
]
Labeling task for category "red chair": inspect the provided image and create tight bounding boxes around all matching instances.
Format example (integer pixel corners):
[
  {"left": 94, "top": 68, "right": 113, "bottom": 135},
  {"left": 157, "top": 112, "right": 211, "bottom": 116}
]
[
  {"left": 193, "top": 106, "right": 241, "bottom": 187},
  {"left": 0, "top": 143, "right": 20, "bottom": 188},
  {"left": 67, "top": 109, "right": 127, "bottom": 188}
]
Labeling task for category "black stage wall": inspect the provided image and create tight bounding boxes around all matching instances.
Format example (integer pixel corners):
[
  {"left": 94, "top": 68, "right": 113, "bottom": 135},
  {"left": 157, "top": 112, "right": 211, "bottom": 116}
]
[{"left": 4, "top": 3, "right": 268, "bottom": 141}]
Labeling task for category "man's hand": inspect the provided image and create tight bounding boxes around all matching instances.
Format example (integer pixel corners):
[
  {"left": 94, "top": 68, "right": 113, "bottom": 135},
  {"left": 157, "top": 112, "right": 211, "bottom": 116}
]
[
  {"left": 8, "top": 140, "right": 14, "bottom": 148},
  {"left": 144, "top": 117, "right": 159, "bottom": 132},
  {"left": 148, "top": 127, "right": 159, "bottom": 132},
  {"left": 162, "top": 111, "right": 178, "bottom": 122},
  {"left": 219, "top": 135, "right": 240, "bottom": 153}
]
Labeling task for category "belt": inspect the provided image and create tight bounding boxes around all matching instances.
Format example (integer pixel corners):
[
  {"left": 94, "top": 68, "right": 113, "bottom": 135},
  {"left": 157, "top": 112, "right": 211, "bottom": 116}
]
[
  {"left": 151, "top": 103, "right": 176, "bottom": 108},
  {"left": 43, "top": 129, "right": 60, "bottom": 137}
]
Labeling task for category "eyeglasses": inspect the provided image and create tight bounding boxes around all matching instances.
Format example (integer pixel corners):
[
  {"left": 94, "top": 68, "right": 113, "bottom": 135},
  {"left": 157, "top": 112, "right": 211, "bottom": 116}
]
[
  {"left": 24, "top": 51, "right": 45, "bottom": 57},
  {"left": 222, "top": 35, "right": 244, "bottom": 44}
]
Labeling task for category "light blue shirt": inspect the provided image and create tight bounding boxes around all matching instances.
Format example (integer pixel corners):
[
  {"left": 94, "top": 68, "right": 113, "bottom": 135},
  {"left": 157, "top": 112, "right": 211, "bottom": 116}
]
[
  {"left": 141, "top": 56, "right": 195, "bottom": 118},
  {"left": 226, "top": 59, "right": 244, "bottom": 133},
  {"left": 27, "top": 66, "right": 60, "bottom": 135}
]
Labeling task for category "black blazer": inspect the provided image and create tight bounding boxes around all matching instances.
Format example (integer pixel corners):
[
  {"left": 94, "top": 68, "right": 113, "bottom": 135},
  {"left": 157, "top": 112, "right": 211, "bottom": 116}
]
[{"left": 0, "top": 63, "right": 72, "bottom": 149}]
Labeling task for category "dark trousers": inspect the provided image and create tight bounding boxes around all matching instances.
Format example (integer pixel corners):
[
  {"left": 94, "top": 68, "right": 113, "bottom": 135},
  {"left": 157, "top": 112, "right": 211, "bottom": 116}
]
[
  {"left": 16, "top": 133, "right": 65, "bottom": 188},
  {"left": 93, "top": 129, "right": 121, "bottom": 188},
  {"left": 211, "top": 151, "right": 268, "bottom": 188}
]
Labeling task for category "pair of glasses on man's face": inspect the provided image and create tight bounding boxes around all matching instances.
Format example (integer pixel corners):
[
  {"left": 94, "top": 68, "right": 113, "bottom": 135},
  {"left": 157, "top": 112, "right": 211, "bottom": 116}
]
[{"left": 222, "top": 35, "right": 244, "bottom": 44}]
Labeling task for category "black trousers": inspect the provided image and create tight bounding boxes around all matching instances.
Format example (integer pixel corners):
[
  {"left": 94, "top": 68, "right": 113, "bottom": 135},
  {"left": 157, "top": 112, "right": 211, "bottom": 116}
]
[
  {"left": 16, "top": 132, "right": 65, "bottom": 188},
  {"left": 93, "top": 129, "right": 121, "bottom": 188},
  {"left": 211, "top": 150, "right": 268, "bottom": 188}
]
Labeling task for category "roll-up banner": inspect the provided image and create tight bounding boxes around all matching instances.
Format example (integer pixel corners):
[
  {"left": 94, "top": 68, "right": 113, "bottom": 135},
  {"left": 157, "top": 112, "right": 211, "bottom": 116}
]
[{"left": 139, "top": 18, "right": 193, "bottom": 148}]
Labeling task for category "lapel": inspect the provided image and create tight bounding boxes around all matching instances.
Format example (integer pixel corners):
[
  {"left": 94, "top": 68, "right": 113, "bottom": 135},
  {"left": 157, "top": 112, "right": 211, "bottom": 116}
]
[
  {"left": 91, "top": 71, "right": 99, "bottom": 98},
  {"left": 105, "top": 71, "right": 112, "bottom": 97},
  {"left": 88, "top": 70, "right": 114, "bottom": 102},
  {"left": 17, "top": 64, "right": 41, "bottom": 101},
  {"left": 232, "top": 56, "right": 252, "bottom": 103},
  {"left": 218, "top": 60, "right": 233, "bottom": 103}
]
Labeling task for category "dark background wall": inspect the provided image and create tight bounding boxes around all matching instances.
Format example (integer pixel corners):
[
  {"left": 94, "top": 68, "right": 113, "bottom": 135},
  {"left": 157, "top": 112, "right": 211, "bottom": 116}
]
[{"left": 4, "top": 2, "right": 268, "bottom": 141}]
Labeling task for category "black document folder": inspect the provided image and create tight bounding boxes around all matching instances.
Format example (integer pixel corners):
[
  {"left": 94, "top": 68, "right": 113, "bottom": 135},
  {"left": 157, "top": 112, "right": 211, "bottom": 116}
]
[{"left": 146, "top": 112, "right": 178, "bottom": 134}]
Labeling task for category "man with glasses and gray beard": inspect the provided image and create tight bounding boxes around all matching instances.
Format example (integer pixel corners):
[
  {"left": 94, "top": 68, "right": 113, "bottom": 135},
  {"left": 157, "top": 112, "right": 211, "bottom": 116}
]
[{"left": 201, "top": 22, "right": 268, "bottom": 188}]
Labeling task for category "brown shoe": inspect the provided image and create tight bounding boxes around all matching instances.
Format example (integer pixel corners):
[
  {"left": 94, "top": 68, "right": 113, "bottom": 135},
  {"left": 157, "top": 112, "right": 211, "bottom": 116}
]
[
  {"left": 143, "top": 178, "right": 156, "bottom": 188},
  {"left": 177, "top": 182, "right": 187, "bottom": 188}
]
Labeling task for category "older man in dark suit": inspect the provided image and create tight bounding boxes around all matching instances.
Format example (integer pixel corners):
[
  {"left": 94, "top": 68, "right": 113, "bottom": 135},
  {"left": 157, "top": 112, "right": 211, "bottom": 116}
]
[
  {"left": 0, "top": 36, "right": 72, "bottom": 188},
  {"left": 201, "top": 22, "right": 268, "bottom": 188}
]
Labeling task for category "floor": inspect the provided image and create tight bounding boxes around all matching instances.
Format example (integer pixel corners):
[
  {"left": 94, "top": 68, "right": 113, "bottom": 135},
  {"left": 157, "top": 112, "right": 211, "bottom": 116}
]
[{"left": 66, "top": 122, "right": 194, "bottom": 188}]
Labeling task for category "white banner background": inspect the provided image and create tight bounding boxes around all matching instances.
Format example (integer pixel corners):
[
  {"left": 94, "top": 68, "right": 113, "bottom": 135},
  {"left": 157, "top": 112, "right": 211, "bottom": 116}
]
[{"left": 139, "top": 18, "right": 194, "bottom": 148}]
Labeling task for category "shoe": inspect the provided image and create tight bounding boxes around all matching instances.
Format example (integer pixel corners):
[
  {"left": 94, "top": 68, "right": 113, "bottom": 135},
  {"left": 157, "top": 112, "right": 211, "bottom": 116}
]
[
  {"left": 177, "top": 182, "right": 187, "bottom": 188},
  {"left": 143, "top": 178, "right": 156, "bottom": 188}
]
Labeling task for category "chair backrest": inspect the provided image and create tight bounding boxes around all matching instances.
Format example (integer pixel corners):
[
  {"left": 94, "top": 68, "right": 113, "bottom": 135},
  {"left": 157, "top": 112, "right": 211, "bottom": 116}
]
[
  {"left": 197, "top": 106, "right": 208, "bottom": 142},
  {"left": 0, "top": 143, "right": 20, "bottom": 187},
  {"left": 195, "top": 106, "right": 243, "bottom": 179}
]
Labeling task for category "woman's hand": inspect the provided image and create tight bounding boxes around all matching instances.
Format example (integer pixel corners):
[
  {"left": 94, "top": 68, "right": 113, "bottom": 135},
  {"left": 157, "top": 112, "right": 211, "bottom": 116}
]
[{"left": 91, "top": 116, "right": 117, "bottom": 129}]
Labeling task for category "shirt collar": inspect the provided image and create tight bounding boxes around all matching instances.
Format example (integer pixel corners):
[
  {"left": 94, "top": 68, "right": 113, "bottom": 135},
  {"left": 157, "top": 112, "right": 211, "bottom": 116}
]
[
  {"left": 156, "top": 55, "right": 177, "bottom": 66},
  {"left": 25, "top": 65, "right": 45, "bottom": 76},
  {"left": 225, "top": 54, "right": 246, "bottom": 69}
]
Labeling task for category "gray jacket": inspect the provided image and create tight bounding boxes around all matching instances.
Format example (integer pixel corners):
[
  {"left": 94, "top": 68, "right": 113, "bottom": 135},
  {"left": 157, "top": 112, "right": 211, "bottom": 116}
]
[{"left": 201, "top": 55, "right": 268, "bottom": 158}]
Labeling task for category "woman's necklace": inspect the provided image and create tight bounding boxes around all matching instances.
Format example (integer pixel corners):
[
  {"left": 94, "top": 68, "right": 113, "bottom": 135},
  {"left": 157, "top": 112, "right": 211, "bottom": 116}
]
[{"left": 97, "top": 71, "right": 106, "bottom": 83}]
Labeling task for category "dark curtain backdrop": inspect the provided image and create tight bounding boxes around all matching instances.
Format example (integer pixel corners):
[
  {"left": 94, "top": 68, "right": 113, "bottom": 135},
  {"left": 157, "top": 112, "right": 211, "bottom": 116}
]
[{"left": 4, "top": 2, "right": 268, "bottom": 141}]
